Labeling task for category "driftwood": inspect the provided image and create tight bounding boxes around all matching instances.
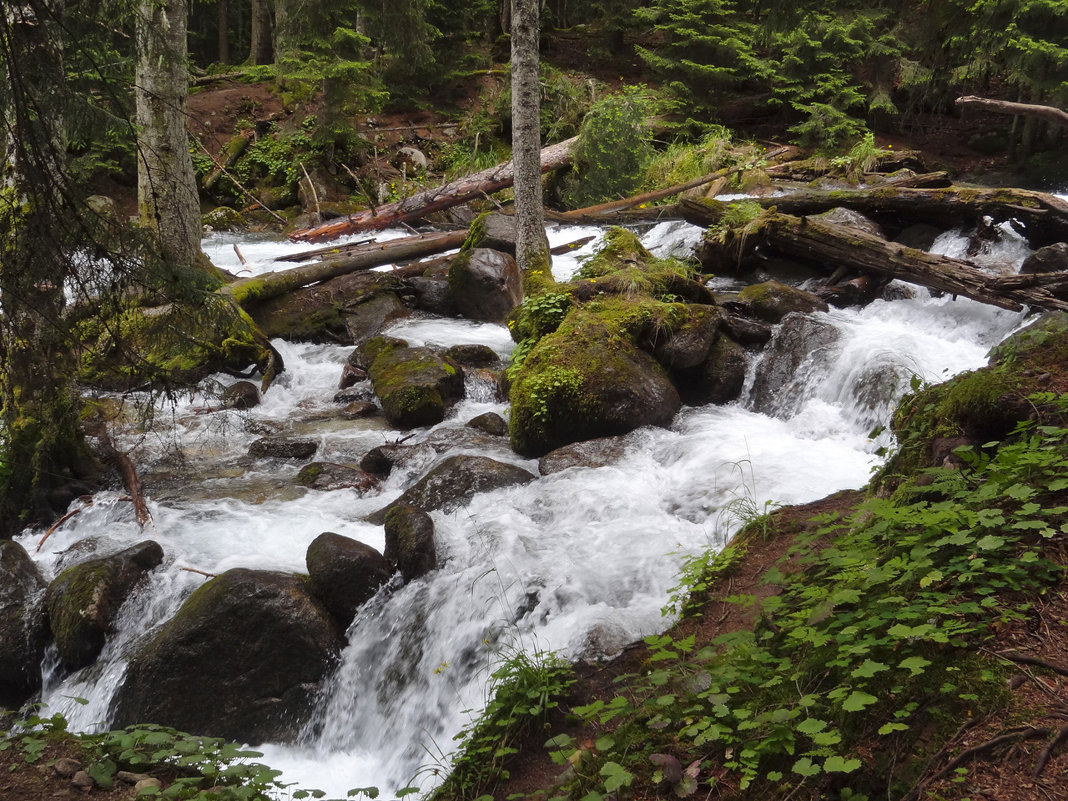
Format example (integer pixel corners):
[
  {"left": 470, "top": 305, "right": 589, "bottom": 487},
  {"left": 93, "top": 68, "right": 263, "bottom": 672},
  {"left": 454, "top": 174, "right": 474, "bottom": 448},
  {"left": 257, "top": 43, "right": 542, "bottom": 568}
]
[
  {"left": 289, "top": 136, "right": 579, "bottom": 243},
  {"left": 679, "top": 198, "right": 1068, "bottom": 313},
  {"left": 97, "top": 433, "right": 152, "bottom": 529},
  {"left": 224, "top": 229, "right": 468, "bottom": 307},
  {"left": 708, "top": 186, "right": 1068, "bottom": 248},
  {"left": 956, "top": 95, "right": 1068, "bottom": 128}
]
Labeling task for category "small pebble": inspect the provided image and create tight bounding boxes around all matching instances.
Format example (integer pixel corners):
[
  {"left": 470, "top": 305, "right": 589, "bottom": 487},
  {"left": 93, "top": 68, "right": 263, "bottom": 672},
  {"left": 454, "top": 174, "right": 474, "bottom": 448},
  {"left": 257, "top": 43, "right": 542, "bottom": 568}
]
[
  {"left": 70, "top": 769, "right": 94, "bottom": 789},
  {"left": 134, "top": 778, "right": 163, "bottom": 792},
  {"left": 53, "top": 758, "right": 82, "bottom": 778}
]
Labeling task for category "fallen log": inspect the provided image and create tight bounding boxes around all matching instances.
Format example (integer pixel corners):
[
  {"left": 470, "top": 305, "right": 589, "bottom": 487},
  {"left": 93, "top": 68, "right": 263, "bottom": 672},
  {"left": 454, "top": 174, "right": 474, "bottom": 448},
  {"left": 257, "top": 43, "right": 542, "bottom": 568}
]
[
  {"left": 223, "top": 229, "right": 467, "bottom": 307},
  {"left": 273, "top": 237, "right": 376, "bottom": 263},
  {"left": 679, "top": 198, "right": 1068, "bottom": 313},
  {"left": 683, "top": 186, "right": 1068, "bottom": 248},
  {"left": 956, "top": 95, "right": 1068, "bottom": 128},
  {"left": 289, "top": 136, "right": 578, "bottom": 243}
]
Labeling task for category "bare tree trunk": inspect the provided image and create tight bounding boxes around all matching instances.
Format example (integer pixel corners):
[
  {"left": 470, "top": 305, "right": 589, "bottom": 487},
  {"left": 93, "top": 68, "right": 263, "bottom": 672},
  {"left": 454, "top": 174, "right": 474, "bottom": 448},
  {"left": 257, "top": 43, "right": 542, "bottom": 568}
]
[
  {"left": 135, "top": 0, "right": 203, "bottom": 269},
  {"left": 217, "top": 0, "right": 230, "bottom": 64},
  {"left": 249, "top": 0, "right": 273, "bottom": 65},
  {"left": 955, "top": 95, "right": 1068, "bottom": 128},
  {"left": 511, "top": 0, "right": 549, "bottom": 273},
  {"left": 0, "top": 0, "right": 99, "bottom": 534}
]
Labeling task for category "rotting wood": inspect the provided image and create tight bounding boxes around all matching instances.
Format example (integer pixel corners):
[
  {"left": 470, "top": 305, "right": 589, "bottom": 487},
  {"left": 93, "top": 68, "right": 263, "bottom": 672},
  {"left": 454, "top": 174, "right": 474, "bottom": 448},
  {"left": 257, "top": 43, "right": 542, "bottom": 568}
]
[
  {"left": 224, "top": 229, "right": 468, "bottom": 307},
  {"left": 679, "top": 199, "right": 1068, "bottom": 313},
  {"left": 289, "top": 136, "right": 579, "bottom": 243},
  {"left": 273, "top": 237, "right": 376, "bottom": 263},
  {"left": 956, "top": 95, "right": 1068, "bottom": 128},
  {"left": 709, "top": 185, "right": 1068, "bottom": 248}
]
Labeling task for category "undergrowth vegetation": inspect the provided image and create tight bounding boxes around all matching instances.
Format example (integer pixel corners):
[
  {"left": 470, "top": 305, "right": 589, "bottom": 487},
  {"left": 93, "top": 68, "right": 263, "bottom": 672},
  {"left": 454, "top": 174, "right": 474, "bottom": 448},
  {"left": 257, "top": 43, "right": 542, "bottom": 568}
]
[{"left": 526, "top": 395, "right": 1068, "bottom": 800}]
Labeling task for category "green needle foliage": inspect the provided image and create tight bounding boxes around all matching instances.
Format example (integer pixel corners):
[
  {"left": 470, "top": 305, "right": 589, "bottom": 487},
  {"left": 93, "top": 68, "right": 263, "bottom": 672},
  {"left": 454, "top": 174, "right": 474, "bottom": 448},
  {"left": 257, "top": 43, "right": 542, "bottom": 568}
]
[{"left": 546, "top": 395, "right": 1068, "bottom": 799}]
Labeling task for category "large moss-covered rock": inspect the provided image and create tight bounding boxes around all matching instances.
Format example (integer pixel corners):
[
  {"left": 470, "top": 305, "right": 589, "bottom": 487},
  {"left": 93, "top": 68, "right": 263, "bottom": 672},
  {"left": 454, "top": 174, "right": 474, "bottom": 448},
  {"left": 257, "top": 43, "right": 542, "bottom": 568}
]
[
  {"left": 509, "top": 310, "right": 681, "bottom": 456},
  {"left": 77, "top": 296, "right": 278, "bottom": 392},
  {"left": 447, "top": 248, "right": 523, "bottom": 323},
  {"left": 249, "top": 272, "right": 412, "bottom": 344},
  {"left": 652, "top": 305, "right": 724, "bottom": 369},
  {"left": 306, "top": 533, "right": 391, "bottom": 627},
  {"left": 45, "top": 540, "right": 164, "bottom": 670},
  {"left": 383, "top": 504, "right": 437, "bottom": 582},
  {"left": 0, "top": 541, "right": 48, "bottom": 708},
  {"left": 111, "top": 568, "right": 344, "bottom": 743},
  {"left": 296, "top": 462, "right": 380, "bottom": 493},
  {"left": 737, "top": 280, "right": 829, "bottom": 323},
  {"left": 673, "top": 334, "right": 749, "bottom": 405},
  {"left": 366, "top": 340, "right": 465, "bottom": 429},
  {"left": 369, "top": 454, "right": 536, "bottom": 523}
]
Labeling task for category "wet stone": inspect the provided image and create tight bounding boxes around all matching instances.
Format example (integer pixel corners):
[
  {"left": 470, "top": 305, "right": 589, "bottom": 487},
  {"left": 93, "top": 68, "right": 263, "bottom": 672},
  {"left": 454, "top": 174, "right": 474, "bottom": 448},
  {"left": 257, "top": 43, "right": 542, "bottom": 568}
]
[{"left": 248, "top": 437, "right": 319, "bottom": 460}]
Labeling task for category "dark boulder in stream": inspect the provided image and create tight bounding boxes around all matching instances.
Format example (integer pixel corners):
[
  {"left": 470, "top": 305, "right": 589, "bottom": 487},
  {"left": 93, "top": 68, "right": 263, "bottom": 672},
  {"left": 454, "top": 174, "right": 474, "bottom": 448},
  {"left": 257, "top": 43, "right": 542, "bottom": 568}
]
[
  {"left": 368, "top": 454, "right": 536, "bottom": 523},
  {"left": 737, "top": 280, "right": 829, "bottom": 323},
  {"left": 45, "top": 540, "right": 164, "bottom": 670},
  {"left": 112, "top": 568, "right": 344, "bottom": 743},
  {"left": 0, "top": 541, "right": 48, "bottom": 708},
  {"left": 306, "top": 533, "right": 392, "bottom": 627},
  {"left": 447, "top": 248, "right": 524, "bottom": 324},
  {"left": 383, "top": 504, "right": 437, "bottom": 581}
]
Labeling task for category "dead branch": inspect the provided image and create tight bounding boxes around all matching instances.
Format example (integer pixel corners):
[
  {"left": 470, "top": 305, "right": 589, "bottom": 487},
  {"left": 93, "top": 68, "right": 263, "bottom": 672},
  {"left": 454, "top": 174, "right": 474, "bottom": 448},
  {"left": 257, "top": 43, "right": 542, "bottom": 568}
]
[
  {"left": 994, "top": 650, "right": 1068, "bottom": 678},
  {"left": 1034, "top": 723, "right": 1068, "bottom": 777},
  {"left": 36, "top": 504, "right": 89, "bottom": 552},
  {"left": 97, "top": 432, "right": 152, "bottom": 529},
  {"left": 193, "top": 135, "right": 286, "bottom": 225},
  {"left": 956, "top": 95, "right": 1068, "bottom": 128},
  {"left": 179, "top": 567, "right": 219, "bottom": 579}
]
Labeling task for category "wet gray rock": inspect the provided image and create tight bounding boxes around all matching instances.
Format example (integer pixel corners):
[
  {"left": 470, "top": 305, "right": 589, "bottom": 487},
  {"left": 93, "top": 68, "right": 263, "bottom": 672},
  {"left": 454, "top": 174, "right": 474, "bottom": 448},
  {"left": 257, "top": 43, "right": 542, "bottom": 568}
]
[
  {"left": 447, "top": 248, "right": 524, "bottom": 324},
  {"left": 306, "top": 533, "right": 392, "bottom": 627},
  {"left": 894, "top": 223, "right": 942, "bottom": 252},
  {"left": 360, "top": 444, "right": 402, "bottom": 477},
  {"left": 0, "top": 541, "right": 48, "bottom": 708},
  {"left": 816, "top": 207, "right": 885, "bottom": 239},
  {"left": 445, "top": 344, "right": 500, "bottom": 368},
  {"left": 383, "top": 504, "right": 437, "bottom": 582},
  {"left": 369, "top": 454, "right": 536, "bottom": 524},
  {"left": 112, "top": 568, "right": 344, "bottom": 743},
  {"left": 466, "top": 412, "right": 508, "bottom": 437},
  {"left": 248, "top": 437, "right": 319, "bottom": 460},
  {"left": 737, "top": 280, "right": 829, "bottom": 324},
  {"left": 221, "top": 381, "right": 260, "bottom": 410},
  {"left": 296, "top": 462, "right": 380, "bottom": 493},
  {"left": 343, "top": 292, "right": 412, "bottom": 345},
  {"left": 538, "top": 436, "right": 628, "bottom": 475},
  {"left": 45, "top": 541, "right": 164, "bottom": 670},
  {"left": 1021, "top": 242, "right": 1068, "bottom": 275},
  {"left": 750, "top": 313, "right": 841, "bottom": 415},
  {"left": 722, "top": 313, "right": 773, "bottom": 346},
  {"left": 673, "top": 335, "right": 748, "bottom": 405}
]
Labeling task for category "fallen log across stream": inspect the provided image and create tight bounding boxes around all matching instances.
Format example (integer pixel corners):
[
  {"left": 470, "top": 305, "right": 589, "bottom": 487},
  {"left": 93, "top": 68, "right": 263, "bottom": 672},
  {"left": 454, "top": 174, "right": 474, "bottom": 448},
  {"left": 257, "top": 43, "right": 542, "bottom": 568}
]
[
  {"left": 678, "top": 198, "right": 1068, "bottom": 313},
  {"left": 223, "top": 230, "right": 468, "bottom": 307},
  {"left": 288, "top": 136, "right": 578, "bottom": 243}
]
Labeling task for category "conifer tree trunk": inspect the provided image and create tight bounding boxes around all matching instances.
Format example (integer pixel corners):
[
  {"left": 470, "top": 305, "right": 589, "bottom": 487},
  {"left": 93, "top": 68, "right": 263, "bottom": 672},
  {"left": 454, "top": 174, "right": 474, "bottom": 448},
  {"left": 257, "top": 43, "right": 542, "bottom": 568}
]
[
  {"left": 0, "top": 1, "right": 99, "bottom": 536},
  {"left": 511, "top": 0, "right": 549, "bottom": 273},
  {"left": 135, "top": 0, "right": 203, "bottom": 269},
  {"left": 217, "top": 0, "right": 230, "bottom": 64},
  {"left": 249, "top": 0, "right": 273, "bottom": 65}
]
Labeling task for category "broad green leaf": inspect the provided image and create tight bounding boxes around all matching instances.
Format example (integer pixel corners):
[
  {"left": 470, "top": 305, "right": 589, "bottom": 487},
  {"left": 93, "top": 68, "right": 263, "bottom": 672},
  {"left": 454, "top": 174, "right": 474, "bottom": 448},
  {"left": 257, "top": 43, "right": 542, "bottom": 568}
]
[
  {"left": 878, "top": 722, "right": 908, "bottom": 735},
  {"left": 851, "top": 659, "right": 889, "bottom": 678},
  {"left": 899, "top": 656, "right": 931, "bottom": 676},
  {"left": 824, "top": 756, "right": 861, "bottom": 773},
  {"left": 796, "top": 717, "right": 827, "bottom": 734},
  {"left": 791, "top": 757, "right": 820, "bottom": 777},
  {"left": 841, "top": 690, "right": 878, "bottom": 712}
]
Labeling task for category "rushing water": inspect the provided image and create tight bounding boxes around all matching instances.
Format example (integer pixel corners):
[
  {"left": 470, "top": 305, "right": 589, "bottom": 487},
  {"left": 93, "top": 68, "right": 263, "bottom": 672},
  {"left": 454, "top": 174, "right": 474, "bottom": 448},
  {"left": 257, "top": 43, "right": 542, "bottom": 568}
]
[{"left": 16, "top": 219, "right": 1027, "bottom": 797}]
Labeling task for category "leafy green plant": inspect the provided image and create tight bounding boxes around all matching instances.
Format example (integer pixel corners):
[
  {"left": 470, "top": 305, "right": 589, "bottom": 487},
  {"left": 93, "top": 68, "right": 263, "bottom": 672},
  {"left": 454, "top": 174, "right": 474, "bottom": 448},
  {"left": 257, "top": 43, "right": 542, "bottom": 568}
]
[
  {"left": 560, "top": 87, "right": 654, "bottom": 209},
  {"left": 431, "top": 643, "right": 575, "bottom": 800}
]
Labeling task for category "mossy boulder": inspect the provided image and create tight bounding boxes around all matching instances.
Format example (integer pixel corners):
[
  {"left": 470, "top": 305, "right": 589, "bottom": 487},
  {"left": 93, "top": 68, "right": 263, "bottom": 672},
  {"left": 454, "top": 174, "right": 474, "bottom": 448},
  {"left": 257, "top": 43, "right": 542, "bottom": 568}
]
[
  {"left": 652, "top": 305, "right": 724, "bottom": 369},
  {"left": 466, "top": 412, "right": 509, "bottom": 437},
  {"left": 111, "top": 568, "right": 344, "bottom": 743},
  {"left": 202, "top": 206, "right": 248, "bottom": 231},
  {"left": 305, "top": 533, "right": 392, "bottom": 627},
  {"left": 737, "top": 280, "right": 829, "bottom": 323},
  {"left": 249, "top": 272, "right": 412, "bottom": 344},
  {"left": 368, "top": 454, "right": 536, "bottom": 524},
  {"left": 0, "top": 541, "right": 48, "bottom": 708},
  {"left": 445, "top": 344, "right": 501, "bottom": 368},
  {"left": 296, "top": 462, "right": 379, "bottom": 493},
  {"left": 45, "top": 540, "right": 164, "bottom": 670},
  {"left": 77, "top": 296, "right": 278, "bottom": 392},
  {"left": 509, "top": 310, "right": 681, "bottom": 456},
  {"left": 447, "top": 248, "right": 523, "bottom": 324},
  {"left": 383, "top": 504, "right": 437, "bottom": 582},
  {"left": 366, "top": 341, "right": 465, "bottom": 429}
]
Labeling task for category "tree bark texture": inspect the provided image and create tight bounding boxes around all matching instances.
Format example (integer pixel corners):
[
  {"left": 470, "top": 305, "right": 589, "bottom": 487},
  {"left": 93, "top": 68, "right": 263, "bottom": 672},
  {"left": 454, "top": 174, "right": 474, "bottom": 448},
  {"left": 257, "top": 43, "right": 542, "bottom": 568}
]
[
  {"left": 135, "top": 0, "right": 202, "bottom": 269},
  {"left": 217, "top": 0, "right": 230, "bottom": 64},
  {"left": 249, "top": 0, "right": 273, "bottom": 65},
  {"left": 0, "top": 0, "right": 98, "bottom": 535},
  {"left": 511, "top": 0, "right": 550, "bottom": 272},
  {"left": 956, "top": 95, "right": 1068, "bottom": 129},
  {"left": 680, "top": 200, "right": 1068, "bottom": 313},
  {"left": 289, "top": 136, "right": 577, "bottom": 243},
  {"left": 226, "top": 230, "right": 468, "bottom": 306},
  {"left": 732, "top": 186, "right": 1068, "bottom": 248}
]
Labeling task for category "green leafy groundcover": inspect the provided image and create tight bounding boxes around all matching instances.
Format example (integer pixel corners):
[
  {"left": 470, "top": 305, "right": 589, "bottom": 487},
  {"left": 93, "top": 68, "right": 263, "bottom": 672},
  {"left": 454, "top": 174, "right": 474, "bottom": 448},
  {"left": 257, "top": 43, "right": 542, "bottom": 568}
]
[{"left": 534, "top": 394, "right": 1068, "bottom": 800}]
